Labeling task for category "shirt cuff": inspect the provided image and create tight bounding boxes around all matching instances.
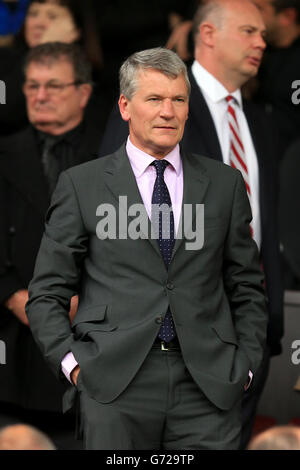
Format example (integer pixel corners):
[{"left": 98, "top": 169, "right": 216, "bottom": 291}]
[
  {"left": 61, "top": 352, "right": 78, "bottom": 384},
  {"left": 245, "top": 370, "right": 253, "bottom": 391}
]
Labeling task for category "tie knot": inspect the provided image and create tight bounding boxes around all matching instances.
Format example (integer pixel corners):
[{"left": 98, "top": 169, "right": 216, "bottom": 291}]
[
  {"left": 226, "top": 95, "right": 234, "bottom": 104},
  {"left": 151, "top": 159, "right": 169, "bottom": 177}
]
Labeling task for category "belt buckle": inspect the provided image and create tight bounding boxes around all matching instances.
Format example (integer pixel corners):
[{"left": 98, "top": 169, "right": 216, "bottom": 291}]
[{"left": 161, "top": 341, "right": 169, "bottom": 351}]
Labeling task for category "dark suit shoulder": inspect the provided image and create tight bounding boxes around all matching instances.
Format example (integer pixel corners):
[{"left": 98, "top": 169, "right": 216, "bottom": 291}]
[
  {"left": 0, "top": 126, "right": 39, "bottom": 181},
  {"left": 0, "top": 126, "right": 34, "bottom": 154},
  {"left": 184, "top": 150, "right": 239, "bottom": 181},
  {"left": 243, "top": 97, "right": 272, "bottom": 123},
  {"left": 65, "top": 144, "right": 126, "bottom": 182}
]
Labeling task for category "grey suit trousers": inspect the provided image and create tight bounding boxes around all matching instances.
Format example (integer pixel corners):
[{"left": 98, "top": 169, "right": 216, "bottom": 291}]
[{"left": 76, "top": 347, "right": 242, "bottom": 450}]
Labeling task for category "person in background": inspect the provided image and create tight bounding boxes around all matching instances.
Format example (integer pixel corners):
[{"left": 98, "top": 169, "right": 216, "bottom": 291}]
[
  {"left": 166, "top": 0, "right": 201, "bottom": 63},
  {"left": 0, "top": 0, "right": 30, "bottom": 46},
  {"left": 23, "top": 0, "right": 102, "bottom": 71},
  {"left": 0, "top": 42, "right": 105, "bottom": 449},
  {"left": 0, "top": 0, "right": 104, "bottom": 136},
  {"left": 248, "top": 425, "right": 300, "bottom": 450},
  {"left": 251, "top": 1, "right": 300, "bottom": 290},
  {"left": 278, "top": 138, "right": 300, "bottom": 290},
  {"left": 251, "top": 0, "right": 300, "bottom": 156},
  {"left": 0, "top": 424, "right": 56, "bottom": 450}
]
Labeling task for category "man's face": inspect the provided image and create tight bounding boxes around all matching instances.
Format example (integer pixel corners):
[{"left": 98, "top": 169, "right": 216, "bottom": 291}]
[
  {"left": 118, "top": 69, "right": 189, "bottom": 159},
  {"left": 24, "top": 1, "right": 78, "bottom": 48},
  {"left": 212, "top": 1, "right": 267, "bottom": 87},
  {"left": 24, "top": 59, "right": 91, "bottom": 135}
]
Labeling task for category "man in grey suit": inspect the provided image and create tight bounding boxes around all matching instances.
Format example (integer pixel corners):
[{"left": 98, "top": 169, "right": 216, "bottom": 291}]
[{"left": 26, "top": 47, "right": 267, "bottom": 450}]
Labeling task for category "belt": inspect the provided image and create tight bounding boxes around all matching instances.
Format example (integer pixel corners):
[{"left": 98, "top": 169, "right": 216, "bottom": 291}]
[{"left": 153, "top": 337, "right": 181, "bottom": 351}]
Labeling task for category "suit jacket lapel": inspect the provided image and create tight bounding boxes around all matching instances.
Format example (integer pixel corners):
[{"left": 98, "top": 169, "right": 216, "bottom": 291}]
[
  {"left": 172, "top": 150, "right": 210, "bottom": 259},
  {"left": 243, "top": 101, "right": 264, "bottom": 176},
  {"left": 103, "top": 145, "right": 161, "bottom": 258},
  {"left": 0, "top": 126, "right": 49, "bottom": 216},
  {"left": 187, "top": 70, "right": 223, "bottom": 162},
  {"left": 243, "top": 100, "right": 269, "bottom": 231}
]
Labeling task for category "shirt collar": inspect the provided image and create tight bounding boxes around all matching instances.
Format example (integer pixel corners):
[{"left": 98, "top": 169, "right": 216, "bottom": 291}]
[
  {"left": 126, "top": 136, "right": 182, "bottom": 177},
  {"left": 191, "top": 60, "right": 243, "bottom": 109}
]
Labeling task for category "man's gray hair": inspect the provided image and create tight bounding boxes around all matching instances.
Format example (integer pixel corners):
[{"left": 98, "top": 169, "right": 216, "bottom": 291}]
[{"left": 119, "top": 47, "right": 191, "bottom": 100}]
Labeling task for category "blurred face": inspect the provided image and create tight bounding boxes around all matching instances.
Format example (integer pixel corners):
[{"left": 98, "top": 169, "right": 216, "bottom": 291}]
[
  {"left": 253, "top": 0, "right": 280, "bottom": 44},
  {"left": 24, "top": 1, "right": 78, "bottom": 47},
  {"left": 254, "top": 0, "right": 276, "bottom": 26},
  {"left": 118, "top": 69, "right": 189, "bottom": 159},
  {"left": 209, "top": 1, "right": 267, "bottom": 89},
  {"left": 24, "top": 59, "right": 91, "bottom": 135}
]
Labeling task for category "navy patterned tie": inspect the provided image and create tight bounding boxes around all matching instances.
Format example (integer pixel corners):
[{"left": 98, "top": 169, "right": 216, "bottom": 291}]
[{"left": 151, "top": 159, "right": 176, "bottom": 341}]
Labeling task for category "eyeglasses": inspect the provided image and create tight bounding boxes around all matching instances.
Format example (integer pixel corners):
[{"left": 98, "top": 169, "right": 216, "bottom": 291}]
[{"left": 23, "top": 80, "right": 83, "bottom": 96}]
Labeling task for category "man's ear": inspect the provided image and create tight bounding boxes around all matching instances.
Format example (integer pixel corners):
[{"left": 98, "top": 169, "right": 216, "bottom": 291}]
[
  {"left": 199, "top": 21, "right": 217, "bottom": 48},
  {"left": 118, "top": 94, "right": 131, "bottom": 122},
  {"left": 79, "top": 83, "right": 92, "bottom": 108}
]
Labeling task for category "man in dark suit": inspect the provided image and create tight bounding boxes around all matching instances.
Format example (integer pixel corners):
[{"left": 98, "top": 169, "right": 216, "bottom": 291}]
[
  {"left": 26, "top": 45, "right": 267, "bottom": 450},
  {"left": 98, "top": 0, "right": 284, "bottom": 449},
  {"left": 0, "top": 42, "right": 106, "bottom": 449}
]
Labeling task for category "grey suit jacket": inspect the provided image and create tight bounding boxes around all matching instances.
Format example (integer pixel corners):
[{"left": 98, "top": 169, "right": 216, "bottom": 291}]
[{"left": 26, "top": 145, "right": 267, "bottom": 411}]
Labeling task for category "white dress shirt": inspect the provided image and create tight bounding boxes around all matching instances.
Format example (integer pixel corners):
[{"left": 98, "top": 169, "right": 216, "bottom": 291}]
[{"left": 191, "top": 60, "right": 261, "bottom": 250}]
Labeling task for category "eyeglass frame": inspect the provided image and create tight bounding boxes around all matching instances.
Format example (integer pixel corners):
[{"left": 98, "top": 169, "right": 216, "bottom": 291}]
[{"left": 23, "top": 80, "right": 86, "bottom": 96}]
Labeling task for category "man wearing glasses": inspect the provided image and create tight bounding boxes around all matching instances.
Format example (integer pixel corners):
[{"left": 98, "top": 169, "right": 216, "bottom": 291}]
[{"left": 0, "top": 41, "right": 106, "bottom": 448}]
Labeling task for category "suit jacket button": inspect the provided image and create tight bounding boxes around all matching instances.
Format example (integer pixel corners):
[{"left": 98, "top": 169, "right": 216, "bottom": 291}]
[
  {"left": 155, "top": 316, "right": 163, "bottom": 324},
  {"left": 9, "top": 226, "right": 16, "bottom": 235},
  {"left": 166, "top": 282, "right": 174, "bottom": 290}
]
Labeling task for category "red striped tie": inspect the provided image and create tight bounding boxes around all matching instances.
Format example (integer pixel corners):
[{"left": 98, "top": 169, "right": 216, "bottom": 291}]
[{"left": 226, "top": 95, "right": 253, "bottom": 236}]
